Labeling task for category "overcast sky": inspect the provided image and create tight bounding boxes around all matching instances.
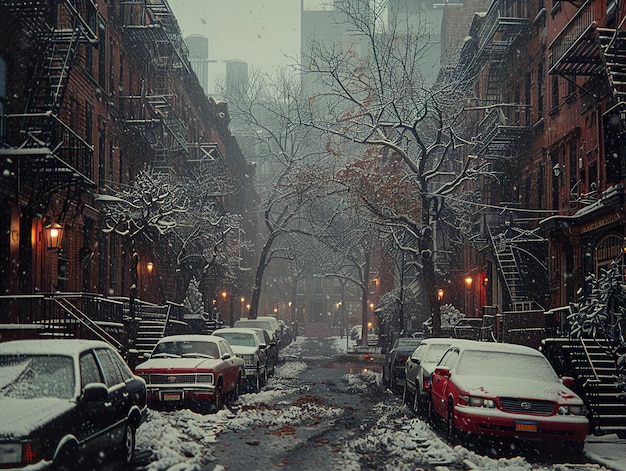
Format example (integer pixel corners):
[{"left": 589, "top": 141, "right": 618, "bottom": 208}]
[{"left": 169, "top": 1, "right": 303, "bottom": 72}]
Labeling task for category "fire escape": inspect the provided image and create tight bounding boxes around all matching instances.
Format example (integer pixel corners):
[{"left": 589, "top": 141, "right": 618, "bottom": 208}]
[
  {"left": 547, "top": 0, "right": 626, "bottom": 436},
  {"left": 0, "top": 0, "right": 97, "bottom": 215},
  {"left": 121, "top": 0, "right": 190, "bottom": 170},
  {"left": 471, "top": 0, "right": 541, "bottom": 309}
]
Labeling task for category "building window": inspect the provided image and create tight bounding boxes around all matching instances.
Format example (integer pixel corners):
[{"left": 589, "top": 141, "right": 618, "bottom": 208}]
[
  {"left": 551, "top": 75, "right": 559, "bottom": 113},
  {"left": 98, "top": 18, "right": 106, "bottom": 89},
  {"left": 85, "top": 102, "right": 93, "bottom": 145},
  {"left": 569, "top": 140, "right": 578, "bottom": 192},
  {"left": 0, "top": 56, "right": 6, "bottom": 137},
  {"left": 537, "top": 62, "right": 544, "bottom": 120}
]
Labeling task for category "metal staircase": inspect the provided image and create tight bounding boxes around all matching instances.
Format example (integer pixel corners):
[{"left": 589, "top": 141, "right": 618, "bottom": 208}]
[
  {"left": 598, "top": 28, "right": 626, "bottom": 103},
  {"left": 0, "top": 0, "right": 97, "bottom": 209},
  {"left": 562, "top": 338, "right": 626, "bottom": 437},
  {"left": 490, "top": 229, "right": 528, "bottom": 304}
]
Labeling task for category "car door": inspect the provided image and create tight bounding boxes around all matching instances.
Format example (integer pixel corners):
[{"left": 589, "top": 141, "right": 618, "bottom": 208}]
[
  {"left": 216, "top": 339, "right": 238, "bottom": 391},
  {"left": 405, "top": 344, "right": 424, "bottom": 394},
  {"left": 77, "top": 350, "right": 111, "bottom": 453},
  {"left": 430, "top": 348, "right": 459, "bottom": 417},
  {"left": 94, "top": 348, "right": 130, "bottom": 446}
]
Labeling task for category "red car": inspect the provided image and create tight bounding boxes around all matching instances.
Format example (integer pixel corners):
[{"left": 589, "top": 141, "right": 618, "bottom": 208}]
[
  {"left": 429, "top": 341, "right": 588, "bottom": 454},
  {"left": 135, "top": 335, "right": 244, "bottom": 413}
]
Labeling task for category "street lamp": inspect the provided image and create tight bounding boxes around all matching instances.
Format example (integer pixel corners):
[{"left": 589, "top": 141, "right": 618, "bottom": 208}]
[
  {"left": 146, "top": 262, "right": 154, "bottom": 273},
  {"left": 465, "top": 276, "right": 473, "bottom": 288},
  {"left": 437, "top": 288, "right": 444, "bottom": 301},
  {"left": 44, "top": 222, "right": 64, "bottom": 250}
]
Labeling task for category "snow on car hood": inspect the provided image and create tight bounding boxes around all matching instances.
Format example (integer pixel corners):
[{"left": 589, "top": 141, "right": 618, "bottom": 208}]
[
  {"left": 136, "top": 357, "right": 222, "bottom": 371},
  {"left": 0, "top": 397, "right": 74, "bottom": 439},
  {"left": 455, "top": 375, "right": 582, "bottom": 403},
  {"left": 229, "top": 346, "right": 257, "bottom": 356}
]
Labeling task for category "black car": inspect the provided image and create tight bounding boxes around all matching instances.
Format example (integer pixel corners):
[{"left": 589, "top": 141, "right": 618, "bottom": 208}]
[
  {"left": 0, "top": 339, "right": 147, "bottom": 469},
  {"left": 382, "top": 336, "right": 425, "bottom": 393}
]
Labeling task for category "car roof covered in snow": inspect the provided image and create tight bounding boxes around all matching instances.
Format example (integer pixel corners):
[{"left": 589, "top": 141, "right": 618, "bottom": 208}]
[
  {"left": 156, "top": 334, "right": 219, "bottom": 343},
  {"left": 0, "top": 338, "right": 114, "bottom": 356}
]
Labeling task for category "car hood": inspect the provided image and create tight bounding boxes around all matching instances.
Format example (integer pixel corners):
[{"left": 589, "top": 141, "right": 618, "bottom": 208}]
[
  {"left": 0, "top": 397, "right": 74, "bottom": 439},
  {"left": 136, "top": 357, "right": 222, "bottom": 371},
  {"left": 455, "top": 375, "right": 582, "bottom": 403},
  {"left": 230, "top": 346, "right": 257, "bottom": 355}
]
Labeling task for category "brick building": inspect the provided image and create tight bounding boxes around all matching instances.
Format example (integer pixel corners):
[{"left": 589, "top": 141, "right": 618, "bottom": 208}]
[
  {"left": 443, "top": 0, "right": 625, "bottom": 330},
  {"left": 0, "top": 1, "right": 256, "bottom": 341}
]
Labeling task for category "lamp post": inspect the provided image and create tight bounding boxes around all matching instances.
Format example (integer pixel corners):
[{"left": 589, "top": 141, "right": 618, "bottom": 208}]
[{"left": 465, "top": 276, "right": 473, "bottom": 316}]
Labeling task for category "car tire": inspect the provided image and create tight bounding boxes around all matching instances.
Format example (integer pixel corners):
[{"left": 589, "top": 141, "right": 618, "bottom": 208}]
[
  {"left": 412, "top": 386, "right": 421, "bottom": 415},
  {"left": 426, "top": 395, "right": 435, "bottom": 423},
  {"left": 446, "top": 400, "right": 457, "bottom": 442},
  {"left": 262, "top": 365, "right": 268, "bottom": 386},
  {"left": 402, "top": 383, "right": 413, "bottom": 406},
  {"left": 229, "top": 375, "right": 241, "bottom": 404},
  {"left": 120, "top": 423, "right": 136, "bottom": 465},
  {"left": 566, "top": 441, "right": 585, "bottom": 456},
  {"left": 212, "top": 381, "right": 223, "bottom": 412},
  {"left": 253, "top": 368, "right": 261, "bottom": 393},
  {"left": 54, "top": 443, "right": 79, "bottom": 471}
]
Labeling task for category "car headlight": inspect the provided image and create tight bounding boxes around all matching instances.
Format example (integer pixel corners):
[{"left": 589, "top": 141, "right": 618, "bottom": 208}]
[
  {"left": 558, "top": 404, "right": 587, "bottom": 416},
  {"left": 459, "top": 394, "right": 495, "bottom": 408}
]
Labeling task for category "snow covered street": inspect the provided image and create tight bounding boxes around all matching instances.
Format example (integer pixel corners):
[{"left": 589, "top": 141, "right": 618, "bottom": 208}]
[{"left": 129, "top": 337, "right": 620, "bottom": 471}]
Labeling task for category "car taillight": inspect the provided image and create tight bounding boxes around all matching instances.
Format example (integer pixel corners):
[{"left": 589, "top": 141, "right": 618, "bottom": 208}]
[
  {"left": 22, "top": 441, "right": 40, "bottom": 463},
  {"left": 398, "top": 356, "right": 408, "bottom": 364}
]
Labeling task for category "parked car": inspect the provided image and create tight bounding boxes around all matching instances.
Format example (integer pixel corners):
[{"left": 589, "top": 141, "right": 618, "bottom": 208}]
[
  {"left": 0, "top": 339, "right": 147, "bottom": 469},
  {"left": 382, "top": 336, "right": 425, "bottom": 393},
  {"left": 403, "top": 338, "right": 457, "bottom": 414},
  {"left": 256, "top": 316, "right": 283, "bottom": 347},
  {"left": 429, "top": 341, "right": 589, "bottom": 453},
  {"left": 233, "top": 319, "right": 279, "bottom": 368},
  {"left": 212, "top": 328, "right": 268, "bottom": 392},
  {"left": 134, "top": 334, "right": 244, "bottom": 413},
  {"left": 249, "top": 327, "right": 277, "bottom": 376}
]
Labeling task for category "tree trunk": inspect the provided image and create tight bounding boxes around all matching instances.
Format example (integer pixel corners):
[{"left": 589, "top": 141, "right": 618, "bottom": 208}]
[{"left": 249, "top": 231, "right": 279, "bottom": 319}]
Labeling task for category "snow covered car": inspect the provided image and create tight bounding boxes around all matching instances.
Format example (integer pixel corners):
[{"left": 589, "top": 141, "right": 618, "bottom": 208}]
[
  {"left": 403, "top": 338, "right": 457, "bottom": 414},
  {"left": 233, "top": 319, "right": 279, "bottom": 369},
  {"left": 212, "top": 328, "right": 268, "bottom": 392},
  {"left": 135, "top": 334, "right": 244, "bottom": 412},
  {"left": 0, "top": 339, "right": 147, "bottom": 469},
  {"left": 429, "top": 341, "right": 589, "bottom": 453}
]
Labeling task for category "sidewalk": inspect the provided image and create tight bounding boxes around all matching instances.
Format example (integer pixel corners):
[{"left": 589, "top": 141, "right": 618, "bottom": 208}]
[{"left": 586, "top": 434, "right": 626, "bottom": 471}]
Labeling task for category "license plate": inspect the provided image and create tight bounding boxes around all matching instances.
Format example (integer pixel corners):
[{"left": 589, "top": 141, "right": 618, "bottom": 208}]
[
  {"left": 162, "top": 391, "right": 182, "bottom": 401},
  {"left": 515, "top": 420, "right": 538, "bottom": 432},
  {"left": 0, "top": 444, "right": 21, "bottom": 464}
]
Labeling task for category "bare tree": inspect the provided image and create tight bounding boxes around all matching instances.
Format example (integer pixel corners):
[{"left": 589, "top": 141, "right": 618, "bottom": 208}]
[
  {"left": 300, "top": 0, "right": 493, "bottom": 335},
  {"left": 218, "top": 67, "right": 339, "bottom": 318},
  {"left": 99, "top": 165, "right": 245, "bottom": 303}
]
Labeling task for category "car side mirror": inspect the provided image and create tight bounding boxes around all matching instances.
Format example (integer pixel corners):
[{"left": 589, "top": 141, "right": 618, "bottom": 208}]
[
  {"left": 259, "top": 344, "right": 267, "bottom": 349},
  {"left": 221, "top": 353, "right": 232, "bottom": 360},
  {"left": 82, "top": 383, "right": 108, "bottom": 402},
  {"left": 561, "top": 376, "right": 575, "bottom": 388},
  {"left": 434, "top": 366, "right": 451, "bottom": 378},
  {"left": 410, "top": 357, "right": 420, "bottom": 365}
]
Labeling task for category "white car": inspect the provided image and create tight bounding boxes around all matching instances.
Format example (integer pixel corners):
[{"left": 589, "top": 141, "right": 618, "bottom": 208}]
[
  {"left": 403, "top": 338, "right": 458, "bottom": 414},
  {"left": 212, "top": 328, "right": 268, "bottom": 392}
]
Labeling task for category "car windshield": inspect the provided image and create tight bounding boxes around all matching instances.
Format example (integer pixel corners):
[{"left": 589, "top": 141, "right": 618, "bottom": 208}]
[
  {"left": 152, "top": 340, "right": 219, "bottom": 359},
  {"left": 236, "top": 320, "right": 272, "bottom": 331},
  {"left": 423, "top": 344, "right": 451, "bottom": 363},
  {"left": 215, "top": 332, "right": 256, "bottom": 347},
  {"left": 457, "top": 351, "right": 558, "bottom": 382},
  {"left": 396, "top": 338, "right": 423, "bottom": 350},
  {"left": 0, "top": 354, "right": 75, "bottom": 400}
]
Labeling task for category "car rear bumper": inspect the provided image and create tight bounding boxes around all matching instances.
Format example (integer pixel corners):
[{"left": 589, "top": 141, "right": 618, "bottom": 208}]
[
  {"left": 146, "top": 384, "right": 217, "bottom": 403},
  {"left": 454, "top": 405, "right": 589, "bottom": 442}
]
